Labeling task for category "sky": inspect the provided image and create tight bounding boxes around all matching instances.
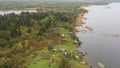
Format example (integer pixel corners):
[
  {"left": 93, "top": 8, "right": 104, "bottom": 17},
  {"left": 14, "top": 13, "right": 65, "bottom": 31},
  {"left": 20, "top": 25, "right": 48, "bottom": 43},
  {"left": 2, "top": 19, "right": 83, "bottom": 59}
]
[{"left": 0, "top": 0, "right": 119, "bottom": 3}]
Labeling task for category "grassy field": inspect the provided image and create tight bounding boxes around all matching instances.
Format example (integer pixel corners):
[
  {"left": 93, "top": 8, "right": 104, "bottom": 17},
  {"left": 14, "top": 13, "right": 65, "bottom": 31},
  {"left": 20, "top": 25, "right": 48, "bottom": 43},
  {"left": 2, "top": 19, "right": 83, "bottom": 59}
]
[{"left": 28, "top": 28, "right": 87, "bottom": 68}]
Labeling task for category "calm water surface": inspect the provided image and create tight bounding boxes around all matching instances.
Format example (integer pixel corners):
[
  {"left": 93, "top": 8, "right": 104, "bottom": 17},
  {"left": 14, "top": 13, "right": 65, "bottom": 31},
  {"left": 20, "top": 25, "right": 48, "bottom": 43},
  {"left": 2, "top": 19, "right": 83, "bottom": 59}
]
[
  {"left": 0, "top": 10, "right": 37, "bottom": 15},
  {"left": 77, "top": 2, "right": 120, "bottom": 68}
]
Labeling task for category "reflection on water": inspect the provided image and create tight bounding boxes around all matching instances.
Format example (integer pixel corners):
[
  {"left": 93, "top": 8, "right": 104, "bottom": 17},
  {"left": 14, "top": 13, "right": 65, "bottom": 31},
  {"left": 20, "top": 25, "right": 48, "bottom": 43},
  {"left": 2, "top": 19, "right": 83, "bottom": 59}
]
[{"left": 77, "top": 2, "right": 120, "bottom": 68}]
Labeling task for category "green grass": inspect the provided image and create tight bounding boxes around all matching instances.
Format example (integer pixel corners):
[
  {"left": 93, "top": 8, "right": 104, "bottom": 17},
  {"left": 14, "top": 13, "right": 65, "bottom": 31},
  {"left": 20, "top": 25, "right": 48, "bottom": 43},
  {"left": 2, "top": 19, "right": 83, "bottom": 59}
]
[
  {"left": 28, "top": 28, "right": 87, "bottom": 68},
  {"left": 29, "top": 58, "right": 48, "bottom": 68},
  {"left": 29, "top": 56, "right": 59, "bottom": 68},
  {"left": 59, "top": 28, "right": 69, "bottom": 37}
]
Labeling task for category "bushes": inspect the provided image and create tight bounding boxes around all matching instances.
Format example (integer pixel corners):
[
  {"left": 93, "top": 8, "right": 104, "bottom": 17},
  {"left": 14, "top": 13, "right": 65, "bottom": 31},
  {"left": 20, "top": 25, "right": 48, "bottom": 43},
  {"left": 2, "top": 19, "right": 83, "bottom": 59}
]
[
  {"left": 58, "top": 56, "right": 70, "bottom": 68},
  {"left": 0, "top": 57, "right": 12, "bottom": 68},
  {"left": 0, "top": 51, "right": 4, "bottom": 58},
  {"left": 48, "top": 45, "right": 54, "bottom": 51}
]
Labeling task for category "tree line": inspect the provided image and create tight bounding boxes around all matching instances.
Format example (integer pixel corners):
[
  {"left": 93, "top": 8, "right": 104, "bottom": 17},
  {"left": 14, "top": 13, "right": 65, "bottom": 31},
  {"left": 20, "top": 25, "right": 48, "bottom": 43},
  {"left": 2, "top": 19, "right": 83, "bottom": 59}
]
[{"left": 0, "top": 8, "right": 87, "bottom": 68}]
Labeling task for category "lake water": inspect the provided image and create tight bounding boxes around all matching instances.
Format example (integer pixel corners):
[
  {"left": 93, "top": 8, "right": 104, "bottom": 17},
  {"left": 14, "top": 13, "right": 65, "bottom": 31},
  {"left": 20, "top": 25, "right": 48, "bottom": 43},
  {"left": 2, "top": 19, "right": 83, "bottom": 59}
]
[
  {"left": 0, "top": 10, "right": 37, "bottom": 15},
  {"left": 77, "top": 2, "right": 120, "bottom": 68}
]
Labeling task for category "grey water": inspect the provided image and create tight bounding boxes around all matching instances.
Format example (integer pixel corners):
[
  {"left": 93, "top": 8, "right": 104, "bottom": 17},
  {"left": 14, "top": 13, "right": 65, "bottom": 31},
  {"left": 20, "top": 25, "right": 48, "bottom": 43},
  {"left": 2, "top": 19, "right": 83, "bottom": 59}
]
[
  {"left": 0, "top": 10, "right": 37, "bottom": 15},
  {"left": 77, "top": 2, "right": 120, "bottom": 68}
]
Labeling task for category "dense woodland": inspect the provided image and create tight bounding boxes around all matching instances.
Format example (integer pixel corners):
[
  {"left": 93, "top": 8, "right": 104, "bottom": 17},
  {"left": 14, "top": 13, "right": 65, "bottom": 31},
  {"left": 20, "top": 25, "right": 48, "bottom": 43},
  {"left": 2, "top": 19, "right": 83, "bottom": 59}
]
[
  {"left": 0, "top": 0, "right": 119, "bottom": 10},
  {"left": 0, "top": 6, "right": 87, "bottom": 68},
  {"left": 0, "top": 1, "right": 107, "bottom": 10}
]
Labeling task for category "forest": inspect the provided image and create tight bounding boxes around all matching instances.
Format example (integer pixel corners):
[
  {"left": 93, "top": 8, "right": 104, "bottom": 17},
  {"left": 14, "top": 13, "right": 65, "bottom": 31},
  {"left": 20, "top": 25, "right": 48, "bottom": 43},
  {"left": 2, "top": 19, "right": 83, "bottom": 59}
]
[
  {"left": 0, "top": 1, "right": 109, "bottom": 10},
  {"left": 0, "top": 5, "right": 87, "bottom": 68}
]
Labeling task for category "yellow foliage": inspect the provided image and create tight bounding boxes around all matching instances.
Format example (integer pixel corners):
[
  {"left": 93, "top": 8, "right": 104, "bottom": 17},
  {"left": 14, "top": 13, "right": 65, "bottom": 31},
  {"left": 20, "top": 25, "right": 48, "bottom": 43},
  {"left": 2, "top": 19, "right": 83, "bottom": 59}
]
[
  {"left": 30, "top": 46, "right": 34, "bottom": 51},
  {"left": 26, "top": 50, "right": 30, "bottom": 54},
  {"left": 18, "top": 42, "right": 23, "bottom": 49},
  {"left": 1, "top": 57, "right": 6, "bottom": 63},
  {"left": 24, "top": 40, "right": 29, "bottom": 45}
]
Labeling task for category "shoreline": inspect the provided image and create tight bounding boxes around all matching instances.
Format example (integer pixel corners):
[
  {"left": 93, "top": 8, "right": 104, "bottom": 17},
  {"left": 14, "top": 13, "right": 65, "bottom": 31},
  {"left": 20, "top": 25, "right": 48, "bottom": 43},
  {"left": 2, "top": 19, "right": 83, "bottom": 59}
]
[
  {"left": 75, "top": 8, "right": 93, "bottom": 68},
  {"left": 74, "top": 14, "right": 85, "bottom": 32}
]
